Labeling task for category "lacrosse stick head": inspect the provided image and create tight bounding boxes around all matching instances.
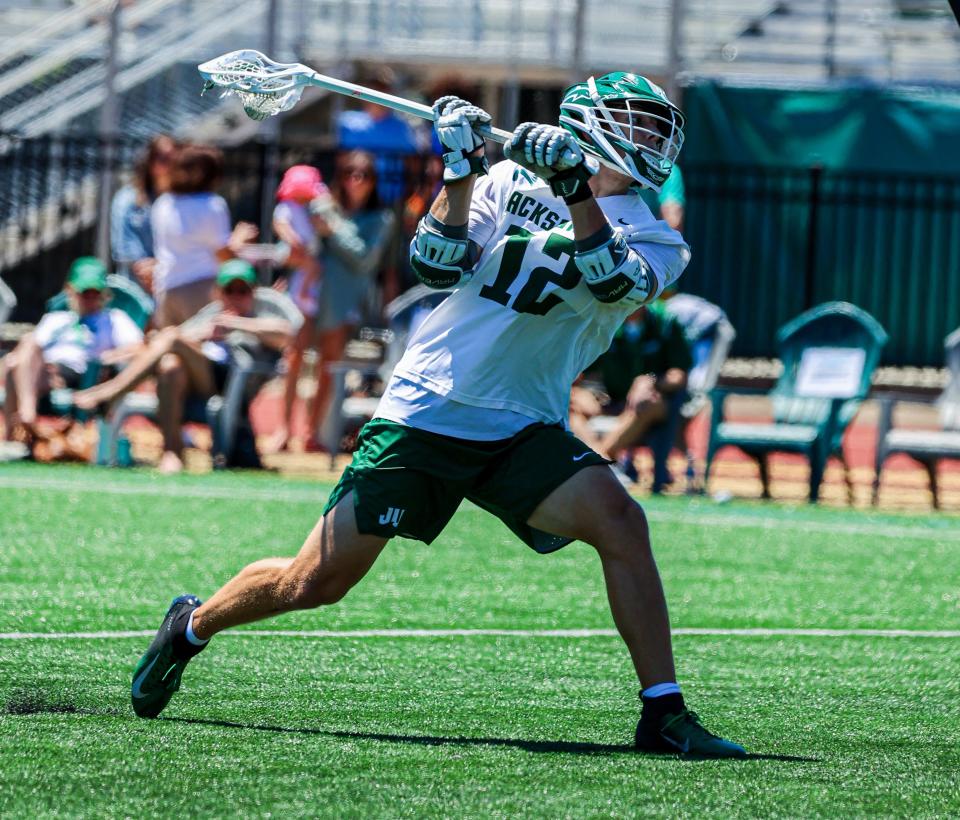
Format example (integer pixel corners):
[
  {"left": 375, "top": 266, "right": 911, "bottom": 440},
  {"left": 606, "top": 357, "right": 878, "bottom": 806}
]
[{"left": 198, "top": 49, "right": 308, "bottom": 121}]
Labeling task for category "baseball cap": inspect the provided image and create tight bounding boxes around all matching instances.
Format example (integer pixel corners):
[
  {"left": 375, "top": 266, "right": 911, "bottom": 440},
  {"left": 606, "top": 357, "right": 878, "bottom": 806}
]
[
  {"left": 67, "top": 257, "right": 108, "bottom": 292},
  {"left": 216, "top": 259, "right": 257, "bottom": 288},
  {"left": 276, "top": 165, "right": 328, "bottom": 202}
]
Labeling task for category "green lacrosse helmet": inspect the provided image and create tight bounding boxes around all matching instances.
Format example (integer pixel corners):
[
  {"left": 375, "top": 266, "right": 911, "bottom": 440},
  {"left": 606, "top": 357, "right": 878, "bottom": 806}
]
[{"left": 559, "top": 72, "right": 685, "bottom": 192}]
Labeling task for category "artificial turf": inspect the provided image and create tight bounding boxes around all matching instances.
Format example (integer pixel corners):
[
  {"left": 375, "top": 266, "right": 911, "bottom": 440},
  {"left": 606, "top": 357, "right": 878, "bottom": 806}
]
[{"left": 1, "top": 463, "right": 959, "bottom": 817}]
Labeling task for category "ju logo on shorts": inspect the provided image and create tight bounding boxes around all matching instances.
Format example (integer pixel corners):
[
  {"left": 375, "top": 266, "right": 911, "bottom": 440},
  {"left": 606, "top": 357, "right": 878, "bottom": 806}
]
[{"left": 378, "top": 507, "right": 405, "bottom": 528}]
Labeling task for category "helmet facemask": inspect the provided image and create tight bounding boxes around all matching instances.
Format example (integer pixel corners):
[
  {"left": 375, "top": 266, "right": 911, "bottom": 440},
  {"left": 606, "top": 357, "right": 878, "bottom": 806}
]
[{"left": 559, "top": 74, "right": 685, "bottom": 192}]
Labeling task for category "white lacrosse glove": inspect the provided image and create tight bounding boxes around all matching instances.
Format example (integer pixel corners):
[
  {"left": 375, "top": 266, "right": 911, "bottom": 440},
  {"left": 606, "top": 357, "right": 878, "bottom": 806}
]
[
  {"left": 504, "top": 123, "right": 599, "bottom": 204},
  {"left": 433, "top": 96, "right": 492, "bottom": 182}
]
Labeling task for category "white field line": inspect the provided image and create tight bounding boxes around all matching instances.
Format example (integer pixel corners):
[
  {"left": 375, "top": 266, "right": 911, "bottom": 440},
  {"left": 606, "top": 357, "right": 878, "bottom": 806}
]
[
  {"left": 1, "top": 474, "right": 959, "bottom": 542},
  {"left": 2, "top": 627, "right": 960, "bottom": 640}
]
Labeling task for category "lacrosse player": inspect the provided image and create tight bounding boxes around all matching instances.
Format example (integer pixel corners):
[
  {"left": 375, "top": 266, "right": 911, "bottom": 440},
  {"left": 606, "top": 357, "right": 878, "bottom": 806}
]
[{"left": 131, "top": 73, "right": 745, "bottom": 758}]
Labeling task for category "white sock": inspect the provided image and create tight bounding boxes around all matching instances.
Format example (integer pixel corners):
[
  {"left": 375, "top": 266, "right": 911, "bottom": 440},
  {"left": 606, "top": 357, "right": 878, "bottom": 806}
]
[
  {"left": 185, "top": 610, "right": 209, "bottom": 646},
  {"left": 642, "top": 682, "right": 682, "bottom": 699}
]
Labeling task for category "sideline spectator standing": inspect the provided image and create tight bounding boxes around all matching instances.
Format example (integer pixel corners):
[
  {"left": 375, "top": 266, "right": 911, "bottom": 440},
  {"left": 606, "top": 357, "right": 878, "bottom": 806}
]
[
  {"left": 75, "top": 260, "right": 299, "bottom": 473},
  {"left": 336, "top": 66, "right": 420, "bottom": 207},
  {"left": 129, "top": 73, "right": 745, "bottom": 757},
  {"left": 110, "top": 135, "right": 175, "bottom": 282},
  {"left": 269, "top": 165, "right": 326, "bottom": 453},
  {"left": 303, "top": 150, "right": 394, "bottom": 452},
  {"left": 569, "top": 303, "right": 692, "bottom": 488},
  {"left": 151, "top": 144, "right": 257, "bottom": 327},
  {"left": 2, "top": 258, "right": 143, "bottom": 452}
]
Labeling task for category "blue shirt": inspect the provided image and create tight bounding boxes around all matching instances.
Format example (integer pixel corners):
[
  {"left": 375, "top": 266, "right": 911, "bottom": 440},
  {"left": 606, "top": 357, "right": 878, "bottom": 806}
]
[
  {"left": 110, "top": 185, "right": 154, "bottom": 276},
  {"left": 337, "top": 110, "right": 419, "bottom": 205}
]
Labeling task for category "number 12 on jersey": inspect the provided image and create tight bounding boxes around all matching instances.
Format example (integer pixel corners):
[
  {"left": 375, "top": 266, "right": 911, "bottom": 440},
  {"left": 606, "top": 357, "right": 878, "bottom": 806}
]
[{"left": 478, "top": 226, "right": 581, "bottom": 316}]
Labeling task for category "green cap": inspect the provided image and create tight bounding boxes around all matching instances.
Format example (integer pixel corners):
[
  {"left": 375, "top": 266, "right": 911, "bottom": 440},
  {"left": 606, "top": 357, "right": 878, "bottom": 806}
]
[
  {"left": 216, "top": 259, "right": 257, "bottom": 288},
  {"left": 68, "top": 257, "right": 108, "bottom": 292}
]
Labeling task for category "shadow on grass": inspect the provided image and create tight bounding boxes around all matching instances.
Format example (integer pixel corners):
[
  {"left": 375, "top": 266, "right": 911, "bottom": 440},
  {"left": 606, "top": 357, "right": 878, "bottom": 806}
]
[
  {"left": 162, "top": 715, "right": 818, "bottom": 762},
  {"left": 0, "top": 693, "right": 817, "bottom": 763}
]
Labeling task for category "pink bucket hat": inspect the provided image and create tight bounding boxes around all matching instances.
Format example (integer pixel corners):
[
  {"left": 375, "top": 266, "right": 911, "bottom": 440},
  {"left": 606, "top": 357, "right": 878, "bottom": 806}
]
[{"left": 276, "top": 165, "right": 328, "bottom": 201}]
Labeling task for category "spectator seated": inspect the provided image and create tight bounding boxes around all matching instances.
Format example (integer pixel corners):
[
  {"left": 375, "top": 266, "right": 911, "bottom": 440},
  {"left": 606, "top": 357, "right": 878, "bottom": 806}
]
[
  {"left": 1, "top": 258, "right": 146, "bottom": 460},
  {"left": 76, "top": 261, "right": 300, "bottom": 472},
  {"left": 574, "top": 302, "right": 693, "bottom": 493}
]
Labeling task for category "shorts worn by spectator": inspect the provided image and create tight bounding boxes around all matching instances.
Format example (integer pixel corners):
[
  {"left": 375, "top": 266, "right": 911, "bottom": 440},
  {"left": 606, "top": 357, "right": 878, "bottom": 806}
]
[
  {"left": 74, "top": 260, "right": 298, "bottom": 474},
  {"left": 2, "top": 257, "right": 143, "bottom": 454},
  {"left": 129, "top": 73, "right": 745, "bottom": 759}
]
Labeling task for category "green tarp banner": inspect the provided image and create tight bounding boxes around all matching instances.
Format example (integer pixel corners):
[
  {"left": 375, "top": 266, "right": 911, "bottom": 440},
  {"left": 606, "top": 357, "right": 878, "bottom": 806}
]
[
  {"left": 677, "top": 83, "right": 960, "bottom": 365},
  {"left": 683, "top": 83, "right": 960, "bottom": 173}
]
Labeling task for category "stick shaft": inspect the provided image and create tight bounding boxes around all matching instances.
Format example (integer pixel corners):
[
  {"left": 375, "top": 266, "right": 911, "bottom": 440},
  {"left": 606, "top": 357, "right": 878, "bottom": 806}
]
[
  {"left": 300, "top": 67, "right": 620, "bottom": 172},
  {"left": 302, "top": 69, "right": 514, "bottom": 143}
]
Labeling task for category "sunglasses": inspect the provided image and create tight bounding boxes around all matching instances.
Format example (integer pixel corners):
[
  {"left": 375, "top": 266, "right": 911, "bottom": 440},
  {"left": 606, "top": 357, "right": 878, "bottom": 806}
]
[
  {"left": 222, "top": 284, "right": 253, "bottom": 296},
  {"left": 79, "top": 289, "right": 103, "bottom": 298}
]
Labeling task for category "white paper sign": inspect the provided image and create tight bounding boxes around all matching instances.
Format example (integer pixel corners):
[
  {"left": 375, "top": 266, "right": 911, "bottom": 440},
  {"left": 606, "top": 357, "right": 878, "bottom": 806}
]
[{"left": 795, "top": 347, "right": 866, "bottom": 398}]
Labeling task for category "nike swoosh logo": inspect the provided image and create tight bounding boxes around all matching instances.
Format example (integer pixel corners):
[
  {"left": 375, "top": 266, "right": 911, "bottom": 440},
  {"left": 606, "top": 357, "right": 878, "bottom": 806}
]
[
  {"left": 662, "top": 734, "right": 690, "bottom": 753},
  {"left": 618, "top": 218, "right": 631, "bottom": 226},
  {"left": 572, "top": 452, "right": 592, "bottom": 462},
  {"left": 131, "top": 655, "right": 164, "bottom": 699}
]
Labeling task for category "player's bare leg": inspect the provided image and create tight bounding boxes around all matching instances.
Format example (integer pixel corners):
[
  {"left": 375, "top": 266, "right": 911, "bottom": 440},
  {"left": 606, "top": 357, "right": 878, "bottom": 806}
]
[
  {"left": 527, "top": 464, "right": 745, "bottom": 756},
  {"left": 192, "top": 493, "right": 387, "bottom": 638},
  {"left": 527, "top": 465, "right": 676, "bottom": 686},
  {"left": 131, "top": 491, "right": 387, "bottom": 718}
]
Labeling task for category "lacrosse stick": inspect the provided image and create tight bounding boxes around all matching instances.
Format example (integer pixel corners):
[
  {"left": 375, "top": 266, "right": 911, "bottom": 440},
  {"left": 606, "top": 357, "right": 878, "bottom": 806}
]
[
  {"left": 199, "top": 50, "right": 510, "bottom": 135},
  {"left": 198, "top": 50, "right": 616, "bottom": 170}
]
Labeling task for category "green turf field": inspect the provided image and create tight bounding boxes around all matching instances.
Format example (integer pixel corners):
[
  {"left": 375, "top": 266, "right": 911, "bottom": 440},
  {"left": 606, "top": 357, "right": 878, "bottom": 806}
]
[{"left": 2, "top": 463, "right": 959, "bottom": 817}]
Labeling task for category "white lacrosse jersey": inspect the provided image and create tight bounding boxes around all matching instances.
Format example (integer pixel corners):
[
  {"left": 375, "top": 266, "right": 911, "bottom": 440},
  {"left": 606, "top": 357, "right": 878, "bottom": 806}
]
[{"left": 389, "top": 159, "right": 691, "bottom": 428}]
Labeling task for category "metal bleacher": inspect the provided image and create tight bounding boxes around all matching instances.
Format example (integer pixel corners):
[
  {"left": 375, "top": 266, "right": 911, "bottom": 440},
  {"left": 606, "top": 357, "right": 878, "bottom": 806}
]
[
  {"left": 0, "top": 0, "right": 956, "bottom": 139},
  {"left": 0, "top": 0, "right": 956, "bottom": 293}
]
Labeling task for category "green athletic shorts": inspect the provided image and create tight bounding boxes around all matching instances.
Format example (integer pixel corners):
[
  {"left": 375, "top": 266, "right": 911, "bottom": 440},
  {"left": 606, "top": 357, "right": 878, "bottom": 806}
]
[{"left": 322, "top": 419, "right": 610, "bottom": 553}]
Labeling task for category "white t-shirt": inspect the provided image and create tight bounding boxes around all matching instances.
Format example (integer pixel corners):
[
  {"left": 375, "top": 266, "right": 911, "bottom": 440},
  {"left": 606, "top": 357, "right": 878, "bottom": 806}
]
[
  {"left": 33, "top": 309, "right": 143, "bottom": 374},
  {"left": 384, "top": 160, "right": 691, "bottom": 435},
  {"left": 151, "top": 192, "right": 232, "bottom": 293}
]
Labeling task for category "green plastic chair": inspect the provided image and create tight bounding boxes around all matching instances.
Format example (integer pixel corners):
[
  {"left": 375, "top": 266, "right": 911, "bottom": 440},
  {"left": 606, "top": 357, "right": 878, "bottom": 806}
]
[
  {"left": 45, "top": 275, "right": 154, "bottom": 330},
  {"left": 705, "top": 301, "right": 888, "bottom": 503}
]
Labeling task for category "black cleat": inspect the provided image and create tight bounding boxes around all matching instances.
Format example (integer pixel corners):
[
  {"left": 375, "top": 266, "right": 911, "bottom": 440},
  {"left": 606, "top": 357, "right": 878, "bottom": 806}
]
[
  {"left": 131, "top": 595, "right": 203, "bottom": 718},
  {"left": 636, "top": 708, "right": 747, "bottom": 757}
]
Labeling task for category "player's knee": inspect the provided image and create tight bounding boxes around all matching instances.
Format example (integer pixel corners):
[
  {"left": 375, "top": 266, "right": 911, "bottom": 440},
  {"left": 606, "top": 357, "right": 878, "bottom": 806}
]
[
  {"left": 157, "top": 352, "right": 183, "bottom": 376},
  {"left": 592, "top": 495, "right": 652, "bottom": 560}
]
